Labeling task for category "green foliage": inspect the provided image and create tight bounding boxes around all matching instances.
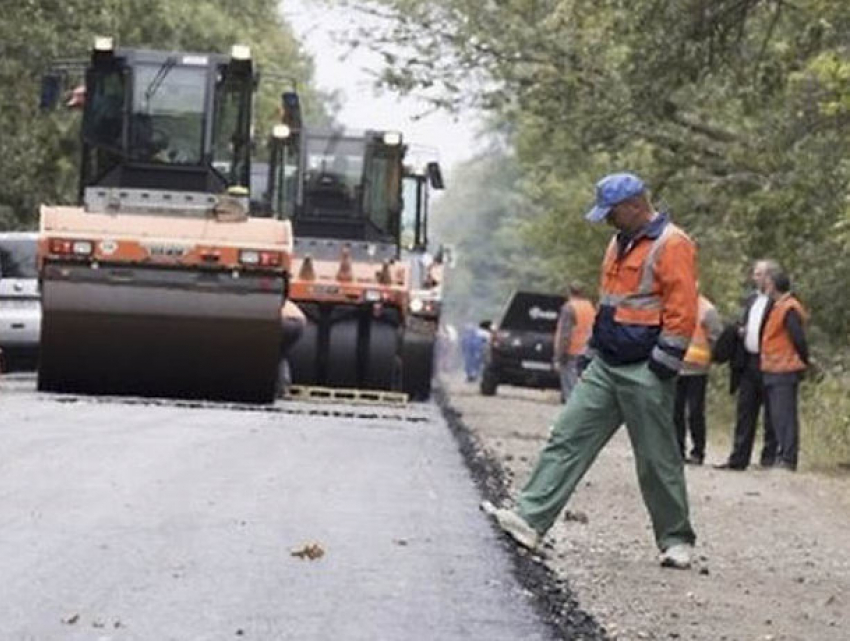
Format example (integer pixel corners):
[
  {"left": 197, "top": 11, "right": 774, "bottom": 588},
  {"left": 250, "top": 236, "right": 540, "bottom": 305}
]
[
  {"left": 0, "top": 0, "right": 332, "bottom": 229},
  {"left": 430, "top": 146, "right": 552, "bottom": 325},
  {"left": 341, "top": 0, "right": 849, "bottom": 352},
  {"left": 343, "top": 0, "right": 848, "bottom": 467}
]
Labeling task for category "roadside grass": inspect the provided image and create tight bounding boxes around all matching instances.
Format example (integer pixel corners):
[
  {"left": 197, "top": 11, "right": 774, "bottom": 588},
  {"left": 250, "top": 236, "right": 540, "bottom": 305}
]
[
  {"left": 799, "top": 373, "right": 850, "bottom": 472},
  {"left": 705, "top": 368, "right": 850, "bottom": 472}
]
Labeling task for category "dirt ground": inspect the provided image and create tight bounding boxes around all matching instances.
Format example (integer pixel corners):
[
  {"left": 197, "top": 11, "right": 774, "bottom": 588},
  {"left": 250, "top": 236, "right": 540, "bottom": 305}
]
[{"left": 443, "top": 376, "right": 850, "bottom": 641}]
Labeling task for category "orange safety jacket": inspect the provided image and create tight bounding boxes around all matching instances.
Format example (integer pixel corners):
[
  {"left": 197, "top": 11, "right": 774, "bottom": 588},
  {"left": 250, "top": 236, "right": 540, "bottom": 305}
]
[
  {"left": 555, "top": 296, "right": 596, "bottom": 356},
  {"left": 590, "top": 214, "right": 697, "bottom": 375},
  {"left": 683, "top": 296, "right": 714, "bottom": 368},
  {"left": 761, "top": 294, "right": 808, "bottom": 373},
  {"left": 567, "top": 297, "right": 596, "bottom": 356}
]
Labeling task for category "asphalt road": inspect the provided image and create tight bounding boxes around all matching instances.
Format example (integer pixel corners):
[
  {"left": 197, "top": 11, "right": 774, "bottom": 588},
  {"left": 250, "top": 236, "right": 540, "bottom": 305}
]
[{"left": 0, "top": 375, "right": 554, "bottom": 641}]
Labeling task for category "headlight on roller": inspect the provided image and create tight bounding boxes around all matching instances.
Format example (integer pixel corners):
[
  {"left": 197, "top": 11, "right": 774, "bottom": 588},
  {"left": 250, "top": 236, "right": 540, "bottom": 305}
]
[
  {"left": 240, "top": 250, "right": 260, "bottom": 265},
  {"left": 240, "top": 250, "right": 282, "bottom": 267},
  {"left": 72, "top": 241, "right": 93, "bottom": 255}
]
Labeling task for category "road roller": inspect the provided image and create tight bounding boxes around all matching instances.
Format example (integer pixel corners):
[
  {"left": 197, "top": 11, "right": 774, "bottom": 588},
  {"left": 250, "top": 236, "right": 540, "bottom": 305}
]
[
  {"left": 260, "top": 94, "right": 445, "bottom": 399},
  {"left": 398, "top": 159, "right": 448, "bottom": 400},
  {"left": 36, "top": 39, "right": 292, "bottom": 403}
]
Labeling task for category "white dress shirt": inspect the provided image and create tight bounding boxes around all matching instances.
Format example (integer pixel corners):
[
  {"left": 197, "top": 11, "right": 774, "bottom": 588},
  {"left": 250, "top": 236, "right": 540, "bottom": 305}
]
[{"left": 744, "top": 293, "right": 769, "bottom": 354}]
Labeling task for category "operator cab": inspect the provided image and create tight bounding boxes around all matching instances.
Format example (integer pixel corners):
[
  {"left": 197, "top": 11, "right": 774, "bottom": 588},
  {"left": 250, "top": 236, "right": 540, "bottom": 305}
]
[
  {"left": 44, "top": 39, "right": 255, "bottom": 205},
  {"left": 401, "top": 160, "right": 444, "bottom": 253},
  {"left": 266, "top": 119, "right": 405, "bottom": 246}
]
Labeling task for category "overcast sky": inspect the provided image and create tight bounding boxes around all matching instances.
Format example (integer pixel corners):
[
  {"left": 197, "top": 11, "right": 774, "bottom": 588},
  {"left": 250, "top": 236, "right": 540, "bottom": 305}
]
[{"left": 281, "top": 0, "right": 481, "bottom": 171}]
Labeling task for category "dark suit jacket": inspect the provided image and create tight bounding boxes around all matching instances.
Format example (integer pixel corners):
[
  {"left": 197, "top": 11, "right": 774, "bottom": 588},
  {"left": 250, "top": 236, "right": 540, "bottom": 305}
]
[{"left": 715, "top": 292, "right": 773, "bottom": 394}]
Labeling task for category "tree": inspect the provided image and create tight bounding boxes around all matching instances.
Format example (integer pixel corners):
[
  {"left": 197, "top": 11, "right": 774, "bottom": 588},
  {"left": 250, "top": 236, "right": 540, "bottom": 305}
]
[
  {"left": 338, "top": 0, "right": 850, "bottom": 356},
  {"left": 430, "top": 145, "right": 553, "bottom": 325}
]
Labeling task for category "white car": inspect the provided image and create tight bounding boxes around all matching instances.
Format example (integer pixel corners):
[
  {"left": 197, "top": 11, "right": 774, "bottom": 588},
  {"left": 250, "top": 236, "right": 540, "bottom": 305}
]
[{"left": 0, "top": 232, "right": 40, "bottom": 370}]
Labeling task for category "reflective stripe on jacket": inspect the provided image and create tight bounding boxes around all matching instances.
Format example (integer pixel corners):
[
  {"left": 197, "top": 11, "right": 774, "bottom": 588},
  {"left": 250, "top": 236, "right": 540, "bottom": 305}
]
[
  {"left": 761, "top": 294, "right": 808, "bottom": 373},
  {"left": 567, "top": 298, "right": 596, "bottom": 356},
  {"left": 589, "top": 214, "right": 697, "bottom": 373},
  {"left": 682, "top": 295, "right": 721, "bottom": 375}
]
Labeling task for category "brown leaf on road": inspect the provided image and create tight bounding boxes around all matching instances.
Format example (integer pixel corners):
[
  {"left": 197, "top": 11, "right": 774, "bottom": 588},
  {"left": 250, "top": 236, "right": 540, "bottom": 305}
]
[{"left": 290, "top": 542, "right": 325, "bottom": 560}]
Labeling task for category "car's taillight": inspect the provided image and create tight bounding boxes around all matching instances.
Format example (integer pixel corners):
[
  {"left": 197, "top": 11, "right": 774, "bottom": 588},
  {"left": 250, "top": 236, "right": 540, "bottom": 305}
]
[
  {"left": 49, "top": 238, "right": 93, "bottom": 256},
  {"left": 240, "top": 250, "right": 282, "bottom": 267},
  {"left": 260, "top": 251, "right": 282, "bottom": 267}
]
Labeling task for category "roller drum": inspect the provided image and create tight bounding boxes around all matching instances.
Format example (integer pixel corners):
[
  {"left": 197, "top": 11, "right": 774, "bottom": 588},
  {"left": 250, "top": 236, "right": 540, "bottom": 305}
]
[{"left": 37, "top": 263, "right": 285, "bottom": 403}]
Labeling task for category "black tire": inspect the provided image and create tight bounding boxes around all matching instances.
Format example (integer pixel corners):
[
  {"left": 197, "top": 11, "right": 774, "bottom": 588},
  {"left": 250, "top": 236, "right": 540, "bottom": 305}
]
[
  {"left": 401, "top": 334, "right": 435, "bottom": 401},
  {"left": 326, "top": 318, "right": 359, "bottom": 388},
  {"left": 287, "top": 308, "right": 320, "bottom": 386},
  {"left": 363, "top": 320, "right": 401, "bottom": 390},
  {"left": 480, "top": 366, "right": 499, "bottom": 396}
]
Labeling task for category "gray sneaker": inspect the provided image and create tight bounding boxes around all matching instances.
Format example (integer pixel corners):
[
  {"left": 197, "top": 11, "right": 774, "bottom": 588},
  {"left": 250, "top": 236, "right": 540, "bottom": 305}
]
[
  {"left": 660, "top": 543, "right": 693, "bottom": 569},
  {"left": 481, "top": 501, "right": 540, "bottom": 550}
]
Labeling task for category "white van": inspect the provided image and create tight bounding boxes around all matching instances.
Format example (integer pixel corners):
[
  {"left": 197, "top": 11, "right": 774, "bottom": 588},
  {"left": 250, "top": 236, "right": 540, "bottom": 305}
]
[{"left": 0, "top": 232, "right": 40, "bottom": 370}]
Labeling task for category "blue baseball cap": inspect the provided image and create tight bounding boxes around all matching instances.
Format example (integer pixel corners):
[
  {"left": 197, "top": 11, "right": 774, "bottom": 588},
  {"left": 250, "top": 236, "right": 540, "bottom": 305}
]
[{"left": 585, "top": 173, "right": 646, "bottom": 223}]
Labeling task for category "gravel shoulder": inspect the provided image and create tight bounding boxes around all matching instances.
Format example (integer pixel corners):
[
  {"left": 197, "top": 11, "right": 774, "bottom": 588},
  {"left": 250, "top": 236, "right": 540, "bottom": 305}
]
[{"left": 442, "top": 376, "right": 850, "bottom": 641}]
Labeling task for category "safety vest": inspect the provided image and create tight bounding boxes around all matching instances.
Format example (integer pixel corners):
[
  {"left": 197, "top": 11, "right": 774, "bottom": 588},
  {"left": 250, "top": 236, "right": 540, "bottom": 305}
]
[
  {"left": 567, "top": 297, "right": 595, "bottom": 355},
  {"left": 683, "top": 296, "right": 714, "bottom": 367},
  {"left": 598, "top": 221, "right": 697, "bottom": 367},
  {"left": 761, "top": 294, "right": 808, "bottom": 373}
]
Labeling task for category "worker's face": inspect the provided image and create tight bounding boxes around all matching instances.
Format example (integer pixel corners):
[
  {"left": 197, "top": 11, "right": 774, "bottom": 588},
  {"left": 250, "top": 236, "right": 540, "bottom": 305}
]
[
  {"left": 763, "top": 274, "right": 777, "bottom": 297},
  {"left": 752, "top": 262, "right": 767, "bottom": 292},
  {"left": 606, "top": 199, "right": 641, "bottom": 233}
]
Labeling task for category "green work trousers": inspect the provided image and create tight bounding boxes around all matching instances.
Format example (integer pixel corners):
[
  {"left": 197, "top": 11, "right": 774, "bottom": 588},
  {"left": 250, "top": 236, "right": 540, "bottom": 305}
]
[{"left": 516, "top": 357, "right": 696, "bottom": 551}]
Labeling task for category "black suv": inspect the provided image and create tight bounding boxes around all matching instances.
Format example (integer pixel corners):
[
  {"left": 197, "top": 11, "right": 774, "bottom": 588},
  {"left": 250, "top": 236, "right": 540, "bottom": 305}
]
[{"left": 480, "top": 291, "right": 565, "bottom": 396}]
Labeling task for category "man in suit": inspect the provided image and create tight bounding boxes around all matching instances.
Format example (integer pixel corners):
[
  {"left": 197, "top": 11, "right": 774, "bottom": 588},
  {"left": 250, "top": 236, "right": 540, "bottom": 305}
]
[{"left": 715, "top": 259, "right": 779, "bottom": 470}]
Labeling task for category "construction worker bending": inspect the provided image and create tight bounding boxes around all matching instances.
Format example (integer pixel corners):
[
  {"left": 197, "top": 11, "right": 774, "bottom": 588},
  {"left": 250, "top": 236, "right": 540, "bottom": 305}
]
[
  {"left": 485, "top": 172, "right": 698, "bottom": 569},
  {"left": 552, "top": 282, "right": 596, "bottom": 403}
]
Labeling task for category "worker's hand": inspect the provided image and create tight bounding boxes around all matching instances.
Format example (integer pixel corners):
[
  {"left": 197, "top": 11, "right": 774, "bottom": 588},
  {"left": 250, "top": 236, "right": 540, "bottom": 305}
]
[{"left": 577, "top": 355, "right": 592, "bottom": 377}]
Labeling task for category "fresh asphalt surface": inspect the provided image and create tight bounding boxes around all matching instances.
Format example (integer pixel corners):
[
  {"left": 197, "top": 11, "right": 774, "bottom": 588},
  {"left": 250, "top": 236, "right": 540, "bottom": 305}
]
[{"left": 0, "top": 375, "right": 554, "bottom": 640}]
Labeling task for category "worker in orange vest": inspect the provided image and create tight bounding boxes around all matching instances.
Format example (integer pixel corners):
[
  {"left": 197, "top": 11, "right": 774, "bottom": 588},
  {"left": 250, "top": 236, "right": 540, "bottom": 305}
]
[
  {"left": 760, "top": 267, "right": 809, "bottom": 471},
  {"left": 485, "top": 172, "right": 698, "bottom": 569},
  {"left": 675, "top": 292, "right": 722, "bottom": 465},
  {"left": 552, "top": 282, "right": 596, "bottom": 402}
]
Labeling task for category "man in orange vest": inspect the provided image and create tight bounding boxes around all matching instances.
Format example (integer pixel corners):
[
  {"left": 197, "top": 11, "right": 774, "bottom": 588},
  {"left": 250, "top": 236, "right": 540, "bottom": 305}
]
[
  {"left": 675, "top": 291, "right": 722, "bottom": 465},
  {"left": 760, "top": 267, "right": 808, "bottom": 471},
  {"left": 552, "top": 282, "right": 596, "bottom": 403},
  {"left": 484, "top": 172, "right": 698, "bottom": 569}
]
